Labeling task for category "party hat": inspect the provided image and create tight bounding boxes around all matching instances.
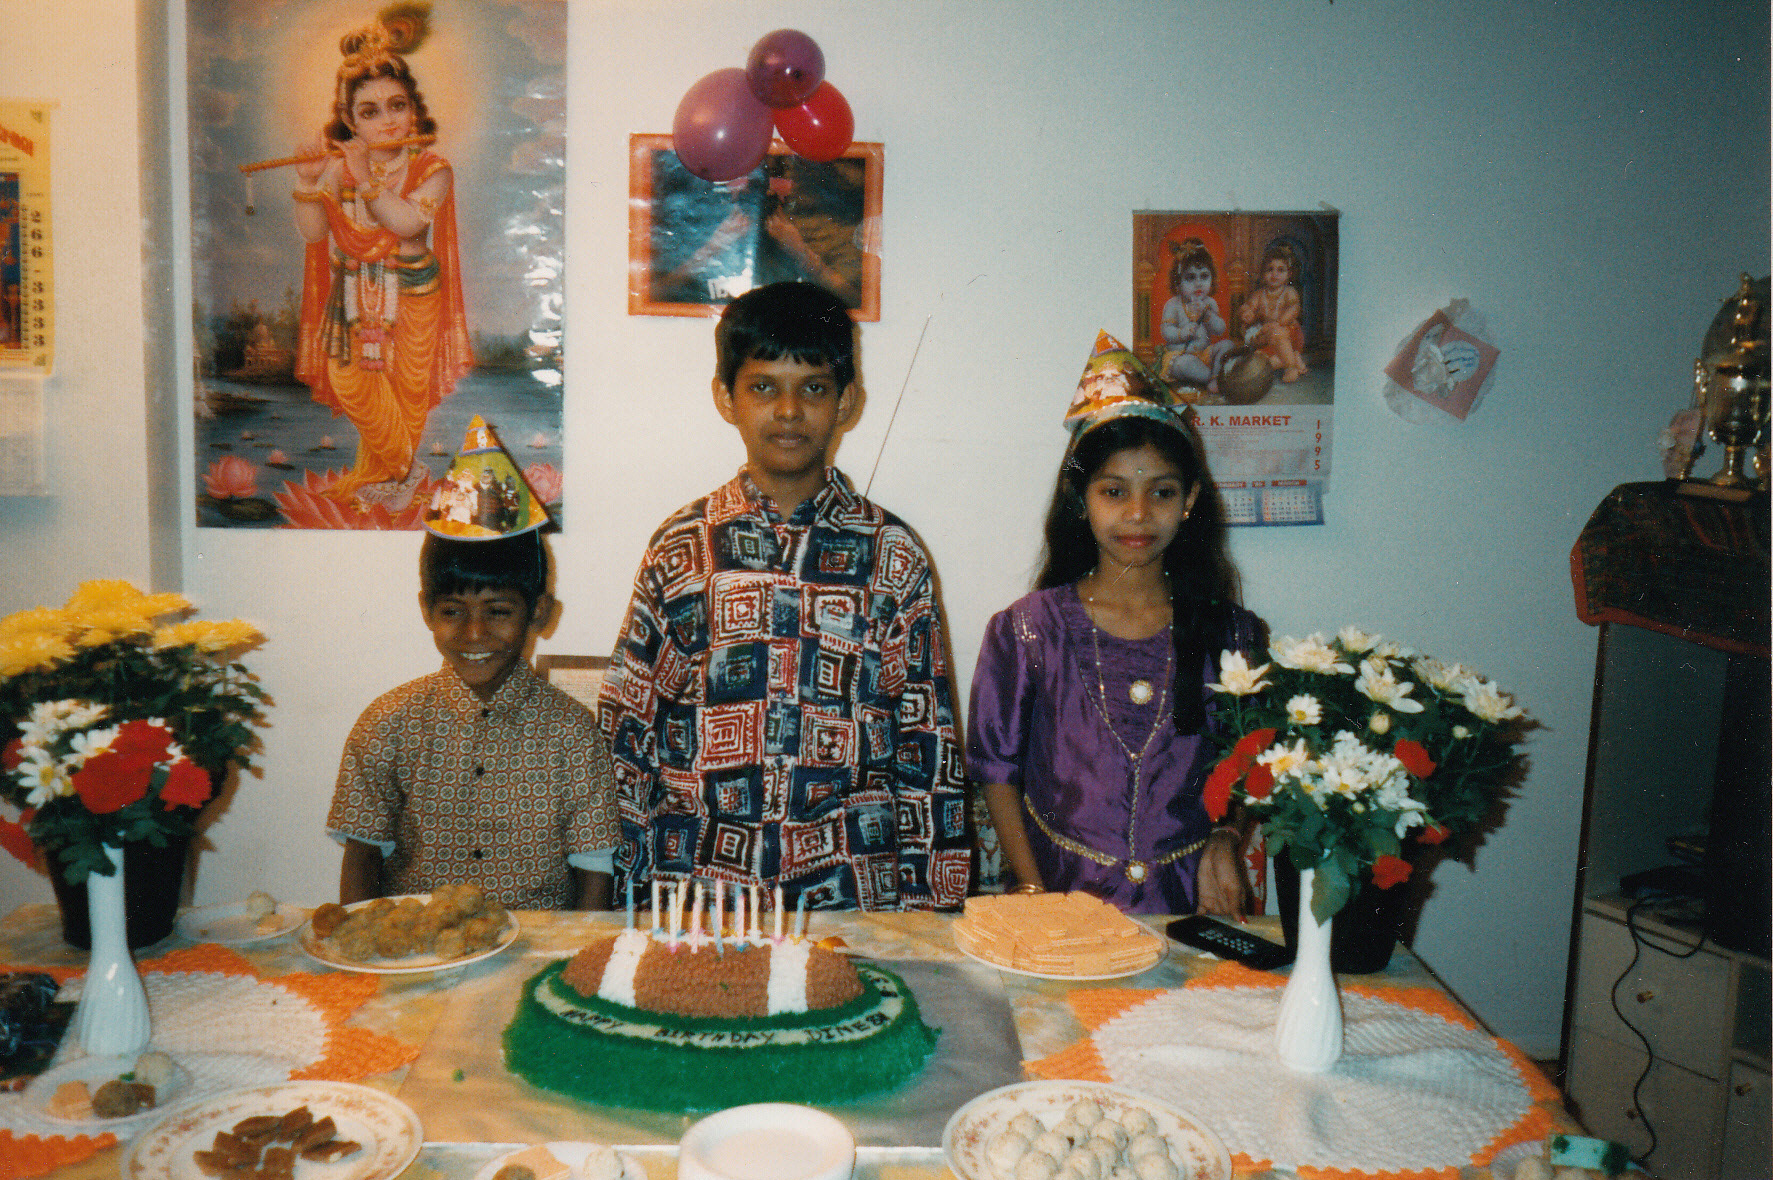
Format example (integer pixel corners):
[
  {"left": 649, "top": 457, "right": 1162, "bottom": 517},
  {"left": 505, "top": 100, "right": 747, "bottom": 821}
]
[
  {"left": 1063, "top": 330, "right": 1193, "bottom": 441},
  {"left": 423, "top": 416, "right": 550, "bottom": 539}
]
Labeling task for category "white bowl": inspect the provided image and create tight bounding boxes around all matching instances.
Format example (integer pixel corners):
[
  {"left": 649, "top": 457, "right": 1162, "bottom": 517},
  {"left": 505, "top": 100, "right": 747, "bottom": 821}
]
[{"left": 678, "top": 1103, "right": 855, "bottom": 1180}]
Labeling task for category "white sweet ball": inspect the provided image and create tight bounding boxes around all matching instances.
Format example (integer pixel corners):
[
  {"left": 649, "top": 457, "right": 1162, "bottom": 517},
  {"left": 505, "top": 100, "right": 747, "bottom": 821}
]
[
  {"left": 1015, "top": 1152, "right": 1059, "bottom": 1180},
  {"left": 987, "top": 1131, "right": 1031, "bottom": 1180},
  {"left": 1126, "top": 1134, "right": 1167, "bottom": 1162},
  {"left": 1031, "top": 1131, "right": 1072, "bottom": 1159},
  {"left": 575, "top": 1145, "right": 624, "bottom": 1180},
  {"left": 1009, "top": 1113, "right": 1045, "bottom": 1142},
  {"left": 1059, "top": 1148, "right": 1100, "bottom": 1180},
  {"left": 1083, "top": 1139, "right": 1119, "bottom": 1172},
  {"left": 1066, "top": 1099, "right": 1104, "bottom": 1127},
  {"left": 1119, "top": 1109, "right": 1158, "bottom": 1138},
  {"left": 1052, "top": 1120, "right": 1090, "bottom": 1147},
  {"left": 1088, "top": 1121, "right": 1127, "bottom": 1151},
  {"left": 1131, "top": 1153, "right": 1177, "bottom": 1180},
  {"left": 1512, "top": 1161, "right": 1552, "bottom": 1180}
]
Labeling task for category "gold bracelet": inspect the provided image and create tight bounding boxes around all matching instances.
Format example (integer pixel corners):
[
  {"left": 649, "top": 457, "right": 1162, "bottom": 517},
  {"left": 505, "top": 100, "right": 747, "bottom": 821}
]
[{"left": 1010, "top": 883, "right": 1042, "bottom": 895}]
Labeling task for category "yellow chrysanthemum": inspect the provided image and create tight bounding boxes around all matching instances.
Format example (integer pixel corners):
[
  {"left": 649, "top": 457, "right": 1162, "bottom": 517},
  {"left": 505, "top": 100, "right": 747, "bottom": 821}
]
[
  {"left": 71, "top": 607, "right": 157, "bottom": 647},
  {"left": 0, "top": 607, "right": 77, "bottom": 641},
  {"left": 153, "top": 618, "right": 262, "bottom": 654},
  {"left": 64, "top": 579, "right": 148, "bottom": 614},
  {"left": 0, "top": 632, "right": 76, "bottom": 678},
  {"left": 139, "top": 591, "right": 193, "bottom": 618}
]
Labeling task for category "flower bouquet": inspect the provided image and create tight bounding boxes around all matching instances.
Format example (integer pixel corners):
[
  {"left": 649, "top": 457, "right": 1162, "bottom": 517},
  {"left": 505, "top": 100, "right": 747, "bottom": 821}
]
[
  {"left": 0, "top": 581, "right": 266, "bottom": 886},
  {"left": 1204, "top": 627, "right": 1528, "bottom": 925}
]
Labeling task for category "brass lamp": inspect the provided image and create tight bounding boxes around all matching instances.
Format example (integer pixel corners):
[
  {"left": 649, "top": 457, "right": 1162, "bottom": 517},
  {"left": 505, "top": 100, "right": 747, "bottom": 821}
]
[{"left": 1685, "top": 274, "right": 1770, "bottom": 492}]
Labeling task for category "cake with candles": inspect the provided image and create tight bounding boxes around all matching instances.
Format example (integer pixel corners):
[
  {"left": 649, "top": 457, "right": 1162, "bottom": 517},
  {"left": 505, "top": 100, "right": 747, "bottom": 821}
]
[{"left": 503, "top": 883, "right": 939, "bottom": 1110}]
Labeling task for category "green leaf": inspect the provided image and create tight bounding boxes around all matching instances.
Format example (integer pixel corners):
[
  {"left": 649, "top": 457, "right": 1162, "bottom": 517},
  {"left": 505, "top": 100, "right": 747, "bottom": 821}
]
[{"left": 1311, "top": 859, "right": 1352, "bottom": 924}]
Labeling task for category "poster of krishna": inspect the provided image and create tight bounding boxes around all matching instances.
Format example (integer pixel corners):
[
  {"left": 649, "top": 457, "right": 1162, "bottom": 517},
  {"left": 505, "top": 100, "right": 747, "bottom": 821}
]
[{"left": 186, "top": 0, "right": 565, "bottom": 529}]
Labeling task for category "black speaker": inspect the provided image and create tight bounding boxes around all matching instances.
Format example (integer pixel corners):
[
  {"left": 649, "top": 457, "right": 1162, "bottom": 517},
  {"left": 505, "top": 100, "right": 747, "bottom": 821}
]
[{"left": 1702, "top": 652, "right": 1771, "bottom": 957}]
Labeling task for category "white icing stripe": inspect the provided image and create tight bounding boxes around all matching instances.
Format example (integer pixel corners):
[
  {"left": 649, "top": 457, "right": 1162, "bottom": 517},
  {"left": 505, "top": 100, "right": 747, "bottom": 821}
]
[
  {"left": 597, "top": 928, "right": 650, "bottom": 1007},
  {"left": 542, "top": 963, "right": 906, "bottom": 1050},
  {"left": 766, "top": 939, "right": 813, "bottom": 1014}
]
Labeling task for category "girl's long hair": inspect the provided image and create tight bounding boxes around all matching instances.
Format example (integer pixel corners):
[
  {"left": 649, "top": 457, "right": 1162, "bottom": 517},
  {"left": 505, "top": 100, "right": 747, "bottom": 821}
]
[{"left": 1035, "top": 414, "right": 1241, "bottom": 734}]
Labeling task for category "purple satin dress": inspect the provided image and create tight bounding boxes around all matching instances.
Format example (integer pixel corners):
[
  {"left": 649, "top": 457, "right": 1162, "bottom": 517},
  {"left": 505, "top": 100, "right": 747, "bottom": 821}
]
[{"left": 967, "top": 585, "right": 1257, "bottom": 913}]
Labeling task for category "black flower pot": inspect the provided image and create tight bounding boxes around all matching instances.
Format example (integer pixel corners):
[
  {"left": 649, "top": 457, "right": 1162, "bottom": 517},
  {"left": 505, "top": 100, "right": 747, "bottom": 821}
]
[
  {"left": 1274, "top": 853, "right": 1412, "bottom": 975},
  {"left": 46, "top": 836, "right": 192, "bottom": 950}
]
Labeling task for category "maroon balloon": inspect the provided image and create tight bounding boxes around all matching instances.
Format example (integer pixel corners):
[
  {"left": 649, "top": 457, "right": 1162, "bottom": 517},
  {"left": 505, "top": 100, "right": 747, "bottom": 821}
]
[
  {"left": 745, "top": 29, "right": 826, "bottom": 109},
  {"left": 672, "top": 68, "right": 773, "bottom": 182},
  {"left": 773, "top": 82, "right": 853, "bottom": 163}
]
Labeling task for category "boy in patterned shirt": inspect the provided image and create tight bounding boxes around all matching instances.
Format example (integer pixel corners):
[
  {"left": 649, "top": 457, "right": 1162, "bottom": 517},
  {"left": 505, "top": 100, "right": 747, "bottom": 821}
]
[
  {"left": 327, "top": 530, "right": 621, "bottom": 910},
  {"left": 599, "top": 282, "right": 970, "bottom": 911}
]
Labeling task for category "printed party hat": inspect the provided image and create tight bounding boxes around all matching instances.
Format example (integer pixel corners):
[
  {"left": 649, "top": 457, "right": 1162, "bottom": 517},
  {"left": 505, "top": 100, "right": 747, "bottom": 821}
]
[
  {"left": 1063, "top": 330, "right": 1194, "bottom": 442},
  {"left": 423, "top": 416, "right": 550, "bottom": 539}
]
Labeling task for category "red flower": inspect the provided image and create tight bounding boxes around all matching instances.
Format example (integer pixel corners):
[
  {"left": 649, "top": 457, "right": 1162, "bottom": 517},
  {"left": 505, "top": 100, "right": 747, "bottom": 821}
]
[
  {"left": 1394, "top": 739, "right": 1437, "bottom": 779},
  {"left": 0, "top": 817, "right": 38, "bottom": 868},
  {"left": 1245, "top": 762, "right": 1275, "bottom": 801},
  {"left": 1233, "top": 728, "right": 1278, "bottom": 761},
  {"left": 1371, "top": 854, "right": 1413, "bottom": 890},
  {"left": 72, "top": 720, "right": 177, "bottom": 815},
  {"left": 3, "top": 738, "right": 22, "bottom": 772},
  {"left": 159, "top": 759, "right": 213, "bottom": 809},
  {"left": 1416, "top": 822, "right": 1450, "bottom": 845},
  {"left": 1202, "top": 760, "right": 1237, "bottom": 821}
]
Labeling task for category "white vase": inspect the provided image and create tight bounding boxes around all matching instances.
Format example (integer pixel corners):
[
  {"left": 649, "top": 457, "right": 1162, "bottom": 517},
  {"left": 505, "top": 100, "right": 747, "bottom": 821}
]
[
  {"left": 71, "top": 844, "right": 151, "bottom": 1057},
  {"left": 1274, "top": 864, "right": 1343, "bottom": 1072}
]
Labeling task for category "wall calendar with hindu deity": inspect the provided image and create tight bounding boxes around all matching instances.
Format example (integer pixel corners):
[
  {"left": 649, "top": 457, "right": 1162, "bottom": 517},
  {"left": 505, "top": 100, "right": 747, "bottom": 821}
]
[{"left": 0, "top": 100, "right": 54, "bottom": 374}]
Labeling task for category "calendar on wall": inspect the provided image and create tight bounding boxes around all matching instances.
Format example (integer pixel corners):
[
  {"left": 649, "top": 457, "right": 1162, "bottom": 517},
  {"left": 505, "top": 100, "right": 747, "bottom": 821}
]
[
  {"left": 0, "top": 100, "right": 53, "bottom": 373},
  {"left": 1132, "top": 210, "right": 1338, "bottom": 526}
]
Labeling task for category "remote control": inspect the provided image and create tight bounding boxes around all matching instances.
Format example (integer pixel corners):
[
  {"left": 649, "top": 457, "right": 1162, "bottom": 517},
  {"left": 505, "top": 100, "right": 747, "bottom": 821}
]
[{"left": 1165, "top": 916, "right": 1294, "bottom": 970}]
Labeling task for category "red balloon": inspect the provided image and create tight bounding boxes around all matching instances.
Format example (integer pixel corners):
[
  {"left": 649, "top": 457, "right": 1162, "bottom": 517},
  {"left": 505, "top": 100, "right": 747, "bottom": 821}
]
[
  {"left": 672, "top": 68, "right": 773, "bottom": 182},
  {"left": 773, "top": 82, "right": 853, "bottom": 163}
]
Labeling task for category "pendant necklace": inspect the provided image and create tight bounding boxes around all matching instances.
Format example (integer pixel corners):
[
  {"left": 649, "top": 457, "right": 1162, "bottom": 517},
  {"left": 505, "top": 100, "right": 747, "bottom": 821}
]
[
  {"left": 1086, "top": 619, "right": 1174, "bottom": 883},
  {"left": 1081, "top": 574, "right": 1162, "bottom": 704}
]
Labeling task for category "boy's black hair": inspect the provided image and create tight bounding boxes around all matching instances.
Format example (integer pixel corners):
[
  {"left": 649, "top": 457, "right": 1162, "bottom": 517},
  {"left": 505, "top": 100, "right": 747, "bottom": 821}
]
[
  {"left": 419, "top": 531, "right": 550, "bottom": 611},
  {"left": 714, "top": 281, "right": 856, "bottom": 393},
  {"left": 1036, "top": 414, "right": 1242, "bottom": 735}
]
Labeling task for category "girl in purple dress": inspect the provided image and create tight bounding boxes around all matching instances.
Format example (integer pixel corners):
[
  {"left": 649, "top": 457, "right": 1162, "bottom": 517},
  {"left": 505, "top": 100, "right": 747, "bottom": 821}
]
[{"left": 968, "top": 336, "right": 1261, "bottom": 914}]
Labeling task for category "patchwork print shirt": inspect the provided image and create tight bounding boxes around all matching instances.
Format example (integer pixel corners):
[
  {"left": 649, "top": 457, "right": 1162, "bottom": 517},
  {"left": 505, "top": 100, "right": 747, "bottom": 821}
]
[{"left": 599, "top": 468, "right": 970, "bottom": 910}]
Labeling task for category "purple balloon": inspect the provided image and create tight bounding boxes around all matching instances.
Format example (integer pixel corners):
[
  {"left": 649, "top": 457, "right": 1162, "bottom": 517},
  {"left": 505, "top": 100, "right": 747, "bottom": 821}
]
[
  {"left": 672, "top": 68, "right": 774, "bottom": 182},
  {"left": 745, "top": 29, "right": 825, "bottom": 109}
]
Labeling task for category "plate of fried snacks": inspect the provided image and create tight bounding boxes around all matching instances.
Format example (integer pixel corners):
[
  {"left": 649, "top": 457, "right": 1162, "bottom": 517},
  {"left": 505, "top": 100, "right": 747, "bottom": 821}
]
[
  {"left": 24, "top": 1050, "right": 190, "bottom": 1133},
  {"left": 179, "top": 891, "right": 307, "bottom": 946},
  {"left": 951, "top": 892, "right": 1167, "bottom": 980},
  {"left": 474, "top": 1141, "right": 644, "bottom": 1180},
  {"left": 299, "top": 884, "right": 519, "bottom": 974},
  {"left": 122, "top": 1080, "right": 421, "bottom": 1180},
  {"left": 943, "top": 1080, "right": 1230, "bottom": 1180}
]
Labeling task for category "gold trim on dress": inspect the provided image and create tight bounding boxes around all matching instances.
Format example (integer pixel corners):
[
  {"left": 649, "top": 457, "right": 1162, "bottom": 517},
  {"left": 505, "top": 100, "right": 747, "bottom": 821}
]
[{"left": 1022, "top": 796, "right": 1207, "bottom": 876}]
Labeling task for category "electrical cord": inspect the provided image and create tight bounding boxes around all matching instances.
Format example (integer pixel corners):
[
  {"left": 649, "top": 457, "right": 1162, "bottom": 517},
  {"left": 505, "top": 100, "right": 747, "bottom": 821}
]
[{"left": 1609, "top": 896, "right": 1708, "bottom": 1168}]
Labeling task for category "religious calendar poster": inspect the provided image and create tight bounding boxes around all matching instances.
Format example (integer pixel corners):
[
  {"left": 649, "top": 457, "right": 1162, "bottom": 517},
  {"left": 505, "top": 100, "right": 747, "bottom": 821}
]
[
  {"left": 0, "top": 101, "right": 53, "bottom": 373},
  {"left": 1132, "top": 211, "right": 1338, "bottom": 526}
]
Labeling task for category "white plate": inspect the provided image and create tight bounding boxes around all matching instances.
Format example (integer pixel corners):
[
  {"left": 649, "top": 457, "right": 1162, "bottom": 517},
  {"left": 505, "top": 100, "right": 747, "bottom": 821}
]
[
  {"left": 22, "top": 1053, "right": 193, "bottom": 1131},
  {"left": 473, "top": 1142, "right": 644, "bottom": 1180},
  {"left": 943, "top": 1081, "right": 1230, "bottom": 1180},
  {"left": 950, "top": 919, "right": 1167, "bottom": 981},
  {"left": 177, "top": 901, "right": 307, "bottom": 946},
  {"left": 298, "top": 893, "right": 519, "bottom": 974},
  {"left": 122, "top": 1080, "right": 421, "bottom": 1180},
  {"left": 680, "top": 1103, "right": 855, "bottom": 1180}
]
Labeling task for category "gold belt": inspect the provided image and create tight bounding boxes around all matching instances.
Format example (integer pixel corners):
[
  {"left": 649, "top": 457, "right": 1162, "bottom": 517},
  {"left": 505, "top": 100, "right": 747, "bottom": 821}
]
[{"left": 1023, "top": 797, "right": 1207, "bottom": 884}]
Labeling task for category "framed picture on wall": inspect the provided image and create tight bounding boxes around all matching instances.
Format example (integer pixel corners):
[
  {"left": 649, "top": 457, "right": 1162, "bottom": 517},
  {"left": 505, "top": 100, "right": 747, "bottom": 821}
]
[
  {"left": 536, "top": 654, "right": 609, "bottom": 719},
  {"left": 627, "top": 134, "right": 881, "bottom": 321}
]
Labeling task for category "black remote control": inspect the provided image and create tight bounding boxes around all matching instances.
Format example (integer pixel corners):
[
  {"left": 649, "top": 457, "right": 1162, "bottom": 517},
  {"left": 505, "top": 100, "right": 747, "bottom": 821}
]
[{"left": 1166, "top": 915, "right": 1294, "bottom": 970}]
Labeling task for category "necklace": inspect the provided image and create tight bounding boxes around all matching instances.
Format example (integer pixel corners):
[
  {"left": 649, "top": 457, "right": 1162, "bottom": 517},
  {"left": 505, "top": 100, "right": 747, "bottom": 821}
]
[
  {"left": 1080, "top": 573, "right": 1165, "bottom": 703},
  {"left": 1087, "top": 620, "right": 1174, "bottom": 883}
]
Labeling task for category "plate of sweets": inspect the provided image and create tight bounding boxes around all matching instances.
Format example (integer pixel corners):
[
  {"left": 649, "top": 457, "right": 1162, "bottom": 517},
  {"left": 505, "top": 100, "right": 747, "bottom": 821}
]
[
  {"left": 951, "top": 891, "right": 1167, "bottom": 980},
  {"left": 24, "top": 1050, "right": 190, "bottom": 1135},
  {"left": 299, "top": 884, "right": 518, "bottom": 974},
  {"left": 474, "top": 1141, "right": 644, "bottom": 1180},
  {"left": 943, "top": 1080, "right": 1230, "bottom": 1180},
  {"left": 122, "top": 1079, "right": 421, "bottom": 1180},
  {"left": 178, "top": 891, "right": 307, "bottom": 945}
]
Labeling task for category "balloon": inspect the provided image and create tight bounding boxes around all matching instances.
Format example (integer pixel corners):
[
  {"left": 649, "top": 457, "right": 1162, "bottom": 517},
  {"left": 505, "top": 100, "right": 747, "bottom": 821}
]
[
  {"left": 745, "top": 29, "right": 825, "bottom": 108},
  {"left": 672, "top": 68, "right": 773, "bottom": 182},
  {"left": 773, "top": 82, "right": 853, "bottom": 162}
]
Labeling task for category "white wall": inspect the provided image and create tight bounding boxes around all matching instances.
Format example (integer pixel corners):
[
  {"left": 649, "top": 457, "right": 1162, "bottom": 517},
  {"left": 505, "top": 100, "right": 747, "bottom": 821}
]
[{"left": 1, "top": 0, "right": 1766, "bottom": 1058}]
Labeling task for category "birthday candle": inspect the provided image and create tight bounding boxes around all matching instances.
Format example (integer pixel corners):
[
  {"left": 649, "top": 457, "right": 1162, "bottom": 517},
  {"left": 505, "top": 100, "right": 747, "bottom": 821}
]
[
  {"left": 670, "top": 881, "right": 684, "bottom": 949},
  {"left": 714, "top": 881, "right": 725, "bottom": 953},
  {"left": 625, "top": 879, "right": 635, "bottom": 930},
  {"left": 749, "top": 885, "right": 762, "bottom": 941},
  {"left": 796, "top": 889, "right": 808, "bottom": 939},
  {"left": 650, "top": 880, "right": 661, "bottom": 936},
  {"left": 774, "top": 885, "right": 784, "bottom": 940},
  {"left": 734, "top": 885, "right": 747, "bottom": 947},
  {"left": 691, "top": 882, "right": 705, "bottom": 950}
]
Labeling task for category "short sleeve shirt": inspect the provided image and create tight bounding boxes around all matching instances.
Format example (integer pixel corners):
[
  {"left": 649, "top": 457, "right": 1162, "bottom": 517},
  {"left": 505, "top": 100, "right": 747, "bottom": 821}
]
[{"left": 326, "top": 660, "right": 620, "bottom": 909}]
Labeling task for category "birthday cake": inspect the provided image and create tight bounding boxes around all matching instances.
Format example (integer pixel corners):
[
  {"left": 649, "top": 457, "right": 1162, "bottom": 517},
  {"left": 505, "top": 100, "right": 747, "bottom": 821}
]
[{"left": 504, "top": 915, "right": 938, "bottom": 1110}]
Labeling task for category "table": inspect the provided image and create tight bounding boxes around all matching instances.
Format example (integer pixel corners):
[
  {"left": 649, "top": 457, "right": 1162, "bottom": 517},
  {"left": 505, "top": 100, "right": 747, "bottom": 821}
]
[{"left": 0, "top": 904, "right": 1569, "bottom": 1180}]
